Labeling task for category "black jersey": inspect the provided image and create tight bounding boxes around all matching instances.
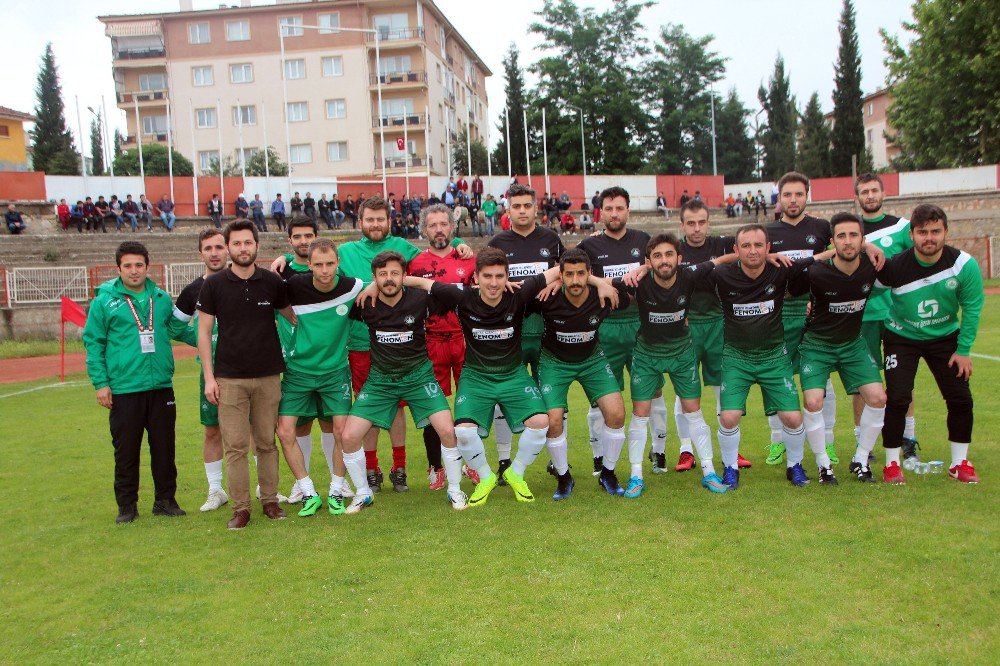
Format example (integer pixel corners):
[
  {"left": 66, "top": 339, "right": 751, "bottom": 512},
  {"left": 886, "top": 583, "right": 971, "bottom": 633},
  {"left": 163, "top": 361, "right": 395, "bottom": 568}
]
[
  {"left": 577, "top": 227, "right": 651, "bottom": 320},
  {"left": 789, "top": 256, "right": 877, "bottom": 346},
  {"left": 679, "top": 235, "right": 734, "bottom": 321},
  {"left": 430, "top": 274, "right": 548, "bottom": 373},
  {"left": 617, "top": 261, "right": 716, "bottom": 352},
  {"left": 175, "top": 275, "right": 204, "bottom": 319},
  {"left": 279, "top": 259, "right": 311, "bottom": 281},
  {"left": 766, "top": 215, "right": 832, "bottom": 317},
  {"left": 707, "top": 259, "right": 813, "bottom": 357},
  {"left": 532, "top": 282, "right": 631, "bottom": 362},
  {"left": 350, "top": 287, "right": 438, "bottom": 376},
  {"left": 487, "top": 225, "right": 564, "bottom": 282}
]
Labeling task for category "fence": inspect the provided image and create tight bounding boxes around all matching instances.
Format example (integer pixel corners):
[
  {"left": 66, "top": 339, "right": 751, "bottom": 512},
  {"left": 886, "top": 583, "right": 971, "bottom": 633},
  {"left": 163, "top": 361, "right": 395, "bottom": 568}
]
[
  {"left": 6, "top": 267, "right": 90, "bottom": 305},
  {"left": 88, "top": 264, "right": 166, "bottom": 297},
  {"left": 165, "top": 263, "right": 204, "bottom": 297},
  {"left": 991, "top": 236, "right": 999, "bottom": 279}
]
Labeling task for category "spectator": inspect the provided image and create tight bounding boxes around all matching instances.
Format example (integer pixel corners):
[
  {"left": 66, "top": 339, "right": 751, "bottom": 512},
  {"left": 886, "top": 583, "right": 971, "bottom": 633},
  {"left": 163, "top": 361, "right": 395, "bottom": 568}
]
[
  {"left": 734, "top": 194, "right": 743, "bottom": 218},
  {"left": 456, "top": 174, "right": 469, "bottom": 196},
  {"left": 693, "top": 190, "right": 703, "bottom": 202},
  {"left": 579, "top": 211, "right": 594, "bottom": 232},
  {"left": 453, "top": 200, "right": 470, "bottom": 233},
  {"left": 774, "top": 200, "right": 783, "bottom": 221},
  {"left": 250, "top": 194, "right": 266, "bottom": 232},
  {"left": 771, "top": 181, "right": 779, "bottom": 205},
  {"left": 5, "top": 203, "right": 26, "bottom": 234},
  {"left": 57, "top": 198, "right": 70, "bottom": 230},
  {"left": 123, "top": 194, "right": 140, "bottom": 231},
  {"left": 109, "top": 195, "right": 126, "bottom": 231},
  {"left": 207, "top": 194, "right": 223, "bottom": 229},
  {"left": 443, "top": 188, "right": 456, "bottom": 207},
  {"left": 428, "top": 191, "right": 441, "bottom": 206},
  {"left": 84, "top": 197, "right": 105, "bottom": 233},
  {"left": 558, "top": 190, "right": 572, "bottom": 211},
  {"left": 343, "top": 195, "right": 357, "bottom": 228},
  {"left": 330, "top": 193, "right": 345, "bottom": 229},
  {"left": 473, "top": 209, "right": 486, "bottom": 237},
  {"left": 679, "top": 189, "right": 691, "bottom": 208},
  {"left": 95, "top": 196, "right": 111, "bottom": 228},
  {"left": 499, "top": 211, "right": 511, "bottom": 231},
  {"left": 755, "top": 189, "right": 767, "bottom": 219},
  {"left": 591, "top": 190, "right": 602, "bottom": 223},
  {"left": 656, "top": 191, "right": 669, "bottom": 219},
  {"left": 157, "top": 194, "right": 176, "bottom": 231},
  {"left": 138, "top": 194, "right": 153, "bottom": 231},
  {"left": 290, "top": 191, "right": 303, "bottom": 215},
  {"left": 471, "top": 174, "right": 484, "bottom": 206},
  {"left": 446, "top": 176, "right": 456, "bottom": 193},
  {"left": 482, "top": 194, "right": 497, "bottom": 236},
  {"left": 725, "top": 193, "right": 736, "bottom": 218},
  {"left": 234, "top": 193, "right": 249, "bottom": 220},
  {"left": 318, "top": 194, "right": 333, "bottom": 229},
  {"left": 271, "top": 194, "right": 286, "bottom": 231},
  {"left": 70, "top": 200, "right": 86, "bottom": 232},
  {"left": 303, "top": 192, "right": 316, "bottom": 223},
  {"left": 559, "top": 211, "right": 576, "bottom": 235}
]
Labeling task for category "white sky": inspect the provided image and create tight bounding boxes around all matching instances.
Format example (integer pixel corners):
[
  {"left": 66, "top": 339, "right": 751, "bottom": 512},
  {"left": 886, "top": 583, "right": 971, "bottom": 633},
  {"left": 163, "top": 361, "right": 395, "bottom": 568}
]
[{"left": 2, "top": 0, "right": 914, "bottom": 158}]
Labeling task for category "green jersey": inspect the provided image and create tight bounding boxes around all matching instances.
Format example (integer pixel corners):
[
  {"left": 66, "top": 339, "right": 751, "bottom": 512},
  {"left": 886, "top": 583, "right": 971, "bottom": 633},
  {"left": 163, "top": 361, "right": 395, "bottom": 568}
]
[
  {"left": 285, "top": 274, "right": 362, "bottom": 375},
  {"left": 862, "top": 214, "right": 912, "bottom": 322},
  {"left": 277, "top": 257, "right": 312, "bottom": 356}
]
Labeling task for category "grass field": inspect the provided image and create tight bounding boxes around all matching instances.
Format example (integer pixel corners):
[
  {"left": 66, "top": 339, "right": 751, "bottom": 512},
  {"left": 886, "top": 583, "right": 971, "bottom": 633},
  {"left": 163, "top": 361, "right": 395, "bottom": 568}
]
[{"left": 1, "top": 298, "right": 998, "bottom": 663}]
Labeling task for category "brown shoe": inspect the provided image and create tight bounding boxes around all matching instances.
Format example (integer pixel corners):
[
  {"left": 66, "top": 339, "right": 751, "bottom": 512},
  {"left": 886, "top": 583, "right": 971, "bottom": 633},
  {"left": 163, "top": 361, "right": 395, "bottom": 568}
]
[
  {"left": 262, "top": 502, "right": 286, "bottom": 520},
  {"left": 227, "top": 509, "right": 251, "bottom": 530}
]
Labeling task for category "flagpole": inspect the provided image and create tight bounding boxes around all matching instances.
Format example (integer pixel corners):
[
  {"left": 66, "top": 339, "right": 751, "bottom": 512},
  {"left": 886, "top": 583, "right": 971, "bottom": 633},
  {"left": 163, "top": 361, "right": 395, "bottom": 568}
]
[
  {"left": 133, "top": 97, "right": 145, "bottom": 179},
  {"left": 542, "top": 106, "right": 550, "bottom": 195},
  {"left": 523, "top": 109, "right": 531, "bottom": 188},
  {"left": 60, "top": 320, "right": 65, "bottom": 383},
  {"left": 505, "top": 106, "right": 511, "bottom": 182},
  {"left": 166, "top": 97, "right": 175, "bottom": 203},
  {"left": 403, "top": 113, "right": 410, "bottom": 197}
]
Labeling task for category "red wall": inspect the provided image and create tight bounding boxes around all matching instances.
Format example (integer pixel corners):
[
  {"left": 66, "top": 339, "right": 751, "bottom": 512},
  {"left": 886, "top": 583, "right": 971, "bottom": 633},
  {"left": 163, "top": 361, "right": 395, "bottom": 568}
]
[
  {"left": 656, "top": 175, "right": 725, "bottom": 207},
  {"left": 546, "top": 175, "right": 586, "bottom": 208},
  {"left": 0, "top": 171, "right": 47, "bottom": 201}
]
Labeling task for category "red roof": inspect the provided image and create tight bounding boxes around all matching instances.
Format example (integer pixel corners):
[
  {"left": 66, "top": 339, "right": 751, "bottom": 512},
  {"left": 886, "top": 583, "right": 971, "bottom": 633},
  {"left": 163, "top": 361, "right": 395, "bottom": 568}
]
[{"left": 0, "top": 106, "right": 37, "bottom": 122}]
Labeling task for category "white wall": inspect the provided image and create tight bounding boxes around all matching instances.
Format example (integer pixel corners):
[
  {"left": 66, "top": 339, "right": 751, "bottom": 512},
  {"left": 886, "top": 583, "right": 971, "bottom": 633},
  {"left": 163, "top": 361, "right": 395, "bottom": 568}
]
[
  {"left": 44, "top": 176, "right": 145, "bottom": 204},
  {"left": 899, "top": 165, "right": 998, "bottom": 196}
]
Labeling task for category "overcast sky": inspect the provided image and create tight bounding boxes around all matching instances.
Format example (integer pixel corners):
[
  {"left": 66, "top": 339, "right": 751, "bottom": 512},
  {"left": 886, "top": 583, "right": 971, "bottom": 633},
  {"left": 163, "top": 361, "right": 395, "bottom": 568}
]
[{"left": 3, "top": 0, "right": 914, "bottom": 158}]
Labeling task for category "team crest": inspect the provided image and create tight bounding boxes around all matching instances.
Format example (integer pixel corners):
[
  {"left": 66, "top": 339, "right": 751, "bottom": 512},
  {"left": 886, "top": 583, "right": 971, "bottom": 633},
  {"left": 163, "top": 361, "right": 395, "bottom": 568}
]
[
  {"left": 357, "top": 392, "right": 368, "bottom": 401},
  {"left": 880, "top": 236, "right": 893, "bottom": 247},
  {"left": 765, "top": 284, "right": 776, "bottom": 295},
  {"left": 541, "top": 384, "right": 552, "bottom": 394},
  {"left": 336, "top": 304, "right": 349, "bottom": 315},
  {"left": 862, "top": 284, "right": 871, "bottom": 293},
  {"left": 505, "top": 313, "right": 514, "bottom": 322},
  {"left": 801, "top": 364, "right": 812, "bottom": 374},
  {"left": 540, "top": 248, "right": 551, "bottom": 258},
  {"left": 456, "top": 268, "right": 466, "bottom": 276},
  {"left": 806, "top": 235, "right": 817, "bottom": 245},
  {"left": 678, "top": 296, "right": 687, "bottom": 305},
  {"left": 589, "top": 315, "right": 599, "bottom": 326},
  {"left": 630, "top": 248, "right": 641, "bottom": 258},
  {"left": 945, "top": 278, "right": 958, "bottom": 290},
  {"left": 456, "top": 395, "right": 467, "bottom": 404},
  {"left": 404, "top": 315, "right": 416, "bottom": 325}
]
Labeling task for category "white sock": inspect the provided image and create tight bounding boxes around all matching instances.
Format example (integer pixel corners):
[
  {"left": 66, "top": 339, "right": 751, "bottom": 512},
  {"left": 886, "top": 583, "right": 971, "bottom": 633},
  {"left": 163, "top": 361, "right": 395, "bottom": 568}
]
[
  {"left": 717, "top": 425, "right": 741, "bottom": 469},
  {"left": 627, "top": 416, "right": 649, "bottom": 479},
  {"left": 321, "top": 431, "right": 336, "bottom": 476},
  {"left": 298, "top": 475, "right": 316, "bottom": 497},
  {"left": 601, "top": 425, "right": 627, "bottom": 472},
  {"left": 783, "top": 425, "right": 806, "bottom": 467},
  {"left": 904, "top": 416, "right": 916, "bottom": 440},
  {"left": 712, "top": 386, "right": 721, "bottom": 416},
  {"left": 511, "top": 426, "right": 548, "bottom": 476},
  {"left": 950, "top": 442, "right": 969, "bottom": 468},
  {"left": 205, "top": 459, "right": 223, "bottom": 492},
  {"left": 587, "top": 405, "right": 605, "bottom": 457},
  {"left": 456, "top": 427, "right": 493, "bottom": 479},
  {"left": 442, "top": 445, "right": 464, "bottom": 493},
  {"left": 854, "top": 405, "right": 884, "bottom": 464},
  {"left": 684, "top": 410, "right": 715, "bottom": 476},
  {"left": 546, "top": 433, "right": 569, "bottom": 475},
  {"left": 673, "top": 396, "right": 692, "bottom": 454},
  {"left": 330, "top": 474, "right": 346, "bottom": 495},
  {"left": 822, "top": 379, "right": 836, "bottom": 444},
  {"left": 803, "top": 409, "right": 830, "bottom": 468},
  {"left": 343, "top": 449, "right": 371, "bottom": 497},
  {"left": 651, "top": 395, "right": 669, "bottom": 454},
  {"left": 886, "top": 447, "right": 901, "bottom": 466},
  {"left": 296, "top": 435, "right": 313, "bottom": 473},
  {"left": 493, "top": 405, "right": 513, "bottom": 460},
  {"left": 768, "top": 413, "right": 784, "bottom": 444},
  {"left": 853, "top": 425, "right": 861, "bottom": 449}
]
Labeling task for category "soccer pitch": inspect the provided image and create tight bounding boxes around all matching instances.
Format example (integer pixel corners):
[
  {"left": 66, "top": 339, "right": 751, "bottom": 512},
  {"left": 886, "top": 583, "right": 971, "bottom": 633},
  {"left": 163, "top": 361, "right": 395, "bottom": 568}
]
[{"left": 1, "top": 299, "right": 997, "bottom": 662}]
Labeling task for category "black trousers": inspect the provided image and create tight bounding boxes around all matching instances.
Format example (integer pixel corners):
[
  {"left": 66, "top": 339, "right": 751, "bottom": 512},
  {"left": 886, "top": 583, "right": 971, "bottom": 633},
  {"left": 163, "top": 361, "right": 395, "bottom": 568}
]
[
  {"left": 882, "top": 331, "right": 973, "bottom": 448},
  {"left": 210, "top": 213, "right": 221, "bottom": 229},
  {"left": 108, "top": 387, "right": 178, "bottom": 507}
]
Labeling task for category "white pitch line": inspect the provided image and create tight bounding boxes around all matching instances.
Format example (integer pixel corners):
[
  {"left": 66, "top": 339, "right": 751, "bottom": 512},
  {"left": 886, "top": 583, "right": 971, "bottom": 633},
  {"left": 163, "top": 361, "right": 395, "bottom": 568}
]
[
  {"left": 971, "top": 353, "right": 1000, "bottom": 362},
  {"left": 0, "top": 380, "right": 87, "bottom": 399}
]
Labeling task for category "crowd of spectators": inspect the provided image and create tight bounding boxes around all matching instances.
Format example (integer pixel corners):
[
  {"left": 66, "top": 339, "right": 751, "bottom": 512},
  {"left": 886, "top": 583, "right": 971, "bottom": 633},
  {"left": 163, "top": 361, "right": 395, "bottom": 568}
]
[{"left": 724, "top": 189, "right": 770, "bottom": 220}]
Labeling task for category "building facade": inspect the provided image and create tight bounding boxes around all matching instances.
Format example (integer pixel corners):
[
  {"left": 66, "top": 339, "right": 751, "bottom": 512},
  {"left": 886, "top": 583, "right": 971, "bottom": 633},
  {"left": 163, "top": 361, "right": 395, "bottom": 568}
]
[
  {"left": 0, "top": 106, "right": 37, "bottom": 172},
  {"left": 824, "top": 88, "right": 900, "bottom": 170},
  {"left": 99, "top": 0, "right": 491, "bottom": 179}
]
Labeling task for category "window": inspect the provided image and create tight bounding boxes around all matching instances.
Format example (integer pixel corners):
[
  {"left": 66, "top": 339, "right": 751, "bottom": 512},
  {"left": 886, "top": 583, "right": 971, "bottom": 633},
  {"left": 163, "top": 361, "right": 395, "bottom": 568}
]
[
  {"left": 198, "top": 150, "right": 219, "bottom": 174},
  {"left": 325, "top": 99, "right": 346, "bottom": 119},
  {"left": 867, "top": 129, "right": 873, "bottom": 145},
  {"left": 289, "top": 144, "right": 312, "bottom": 164},
  {"left": 380, "top": 98, "right": 414, "bottom": 117},
  {"left": 379, "top": 56, "right": 412, "bottom": 76},
  {"left": 232, "top": 105, "right": 257, "bottom": 126},
  {"left": 188, "top": 22, "right": 210, "bottom": 44},
  {"left": 318, "top": 12, "right": 340, "bottom": 34},
  {"left": 0, "top": 125, "right": 10, "bottom": 138},
  {"left": 237, "top": 147, "right": 258, "bottom": 169},
  {"left": 284, "top": 59, "right": 305, "bottom": 80},
  {"left": 868, "top": 103, "right": 874, "bottom": 116},
  {"left": 142, "top": 115, "right": 168, "bottom": 135},
  {"left": 226, "top": 20, "right": 250, "bottom": 41},
  {"left": 322, "top": 56, "right": 343, "bottom": 77},
  {"left": 279, "top": 16, "right": 303, "bottom": 37},
  {"left": 139, "top": 73, "right": 167, "bottom": 91},
  {"left": 384, "top": 139, "right": 415, "bottom": 158},
  {"left": 286, "top": 102, "right": 309, "bottom": 123},
  {"left": 195, "top": 108, "right": 217, "bottom": 129},
  {"left": 327, "top": 141, "right": 348, "bottom": 161},
  {"left": 439, "top": 26, "right": 446, "bottom": 47},
  {"left": 373, "top": 13, "right": 409, "bottom": 39},
  {"left": 438, "top": 104, "right": 444, "bottom": 122},
  {"left": 230, "top": 63, "right": 253, "bottom": 84},
  {"left": 436, "top": 64, "right": 442, "bottom": 82},
  {"left": 192, "top": 66, "right": 214, "bottom": 86},
  {"left": 440, "top": 144, "right": 446, "bottom": 162}
]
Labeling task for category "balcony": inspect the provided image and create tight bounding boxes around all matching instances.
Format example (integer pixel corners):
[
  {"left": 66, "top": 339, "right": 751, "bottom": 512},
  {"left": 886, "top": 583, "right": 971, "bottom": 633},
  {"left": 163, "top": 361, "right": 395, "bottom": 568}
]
[
  {"left": 369, "top": 71, "right": 428, "bottom": 89},
  {"left": 444, "top": 90, "right": 456, "bottom": 107},
  {"left": 377, "top": 155, "right": 431, "bottom": 170},
  {"left": 124, "top": 133, "right": 168, "bottom": 144},
  {"left": 113, "top": 47, "right": 166, "bottom": 63},
  {"left": 446, "top": 54, "right": 454, "bottom": 66},
  {"left": 372, "top": 112, "right": 427, "bottom": 130},
  {"left": 116, "top": 90, "right": 168, "bottom": 105},
  {"left": 366, "top": 27, "right": 424, "bottom": 47}
]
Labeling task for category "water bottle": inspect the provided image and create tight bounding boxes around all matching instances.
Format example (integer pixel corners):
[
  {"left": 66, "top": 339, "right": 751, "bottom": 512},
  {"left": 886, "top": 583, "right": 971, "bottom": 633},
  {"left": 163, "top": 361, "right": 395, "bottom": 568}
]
[
  {"left": 928, "top": 461, "right": 945, "bottom": 474},
  {"left": 902, "top": 457, "right": 917, "bottom": 471},
  {"left": 914, "top": 462, "right": 930, "bottom": 475}
]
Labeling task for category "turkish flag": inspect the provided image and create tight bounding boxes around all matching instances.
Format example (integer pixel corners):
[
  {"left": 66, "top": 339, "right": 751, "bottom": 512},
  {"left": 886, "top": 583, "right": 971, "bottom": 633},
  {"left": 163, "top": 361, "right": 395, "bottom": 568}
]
[
  {"left": 61, "top": 296, "right": 87, "bottom": 327},
  {"left": 396, "top": 137, "right": 405, "bottom": 151}
]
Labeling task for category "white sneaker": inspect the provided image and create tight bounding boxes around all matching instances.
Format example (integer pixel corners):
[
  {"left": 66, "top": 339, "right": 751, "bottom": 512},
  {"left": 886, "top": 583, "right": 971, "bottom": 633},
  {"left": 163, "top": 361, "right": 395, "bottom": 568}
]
[
  {"left": 345, "top": 494, "right": 373, "bottom": 514},
  {"left": 286, "top": 480, "right": 304, "bottom": 504},
  {"left": 256, "top": 484, "right": 290, "bottom": 503},
  {"left": 448, "top": 490, "right": 469, "bottom": 511},
  {"left": 329, "top": 481, "right": 355, "bottom": 499},
  {"left": 200, "top": 488, "right": 229, "bottom": 512}
]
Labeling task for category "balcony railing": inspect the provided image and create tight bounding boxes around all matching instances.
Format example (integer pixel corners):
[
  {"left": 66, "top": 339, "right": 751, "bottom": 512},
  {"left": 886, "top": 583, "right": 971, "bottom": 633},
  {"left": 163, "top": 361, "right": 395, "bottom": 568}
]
[
  {"left": 378, "top": 156, "right": 430, "bottom": 169},
  {"left": 126, "top": 133, "right": 168, "bottom": 143},
  {"left": 117, "top": 90, "right": 168, "bottom": 104},
  {"left": 373, "top": 113, "right": 427, "bottom": 128},
  {"left": 444, "top": 91, "right": 456, "bottom": 106},
  {"left": 446, "top": 54, "right": 454, "bottom": 66},
  {"left": 370, "top": 70, "right": 428, "bottom": 86},
  {"left": 114, "top": 47, "right": 166, "bottom": 60},
  {"left": 366, "top": 27, "right": 424, "bottom": 43}
]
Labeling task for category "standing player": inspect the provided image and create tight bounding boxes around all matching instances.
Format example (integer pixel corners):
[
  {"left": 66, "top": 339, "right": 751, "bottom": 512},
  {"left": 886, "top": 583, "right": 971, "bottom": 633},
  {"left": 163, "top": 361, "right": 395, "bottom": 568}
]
[
  {"left": 486, "top": 184, "right": 564, "bottom": 480},
  {"left": 341, "top": 251, "right": 467, "bottom": 513},
  {"left": 874, "top": 204, "right": 983, "bottom": 485},
  {"left": 788, "top": 213, "right": 887, "bottom": 484}
]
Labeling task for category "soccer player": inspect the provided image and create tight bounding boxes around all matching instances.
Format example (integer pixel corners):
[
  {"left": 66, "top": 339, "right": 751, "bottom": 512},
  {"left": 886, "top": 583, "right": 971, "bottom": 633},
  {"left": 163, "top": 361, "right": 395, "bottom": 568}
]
[
  {"left": 673, "top": 200, "right": 752, "bottom": 472},
  {"left": 787, "top": 213, "right": 887, "bottom": 484},
  {"left": 486, "top": 184, "right": 564, "bottom": 480},
  {"left": 874, "top": 204, "right": 983, "bottom": 484},
  {"left": 764, "top": 172, "right": 838, "bottom": 466},
  {"left": 341, "top": 251, "right": 467, "bottom": 513},
  {"left": 407, "top": 203, "right": 479, "bottom": 490},
  {"left": 531, "top": 248, "right": 629, "bottom": 501},
  {"left": 577, "top": 187, "right": 659, "bottom": 477},
  {"left": 854, "top": 173, "right": 919, "bottom": 464}
]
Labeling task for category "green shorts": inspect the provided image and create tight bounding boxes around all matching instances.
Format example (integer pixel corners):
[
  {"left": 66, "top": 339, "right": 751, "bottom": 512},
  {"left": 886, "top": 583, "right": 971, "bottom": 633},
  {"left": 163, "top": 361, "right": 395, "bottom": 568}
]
[
  {"left": 860, "top": 319, "right": 885, "bottom": 364},
  {"left": 522, "top": 334, "right": 542, "bottom": 379},
  {"left": 799, "top": 336, "right": 883, "bottom": 394},
  {"left": 350, "top": 362, "right": 449, "bottom": 430},
  {"left": 454, "top": 366, "right": 546, "bottom": 438},
  {"left": 782, "top": 313, "right": 807, "bottom": 373},
  {"left": 630, "top": 342, "right": 702, "bottom": 402},
  {"left": 689, "top": 318, "right": 723, "bottom": 386},
  {"left": 599, "top": 317, "right": 641, "bottom": 390},
  {"left": 279, "top": 367, "right": 353, "bottom": 418},
  {"left": 199, "top": 373, "right": 219, "bottom": 427},
  {"left": 720, "top": 346, "right": 800, "bottom": 415},
  {"left": 537, "top": 349, "right": 620, "bottom": 411}
]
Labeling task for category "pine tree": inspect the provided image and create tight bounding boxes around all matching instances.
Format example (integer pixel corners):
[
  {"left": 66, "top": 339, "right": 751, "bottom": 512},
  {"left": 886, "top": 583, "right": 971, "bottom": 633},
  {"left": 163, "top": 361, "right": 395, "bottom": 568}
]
[
  {"left": 714, "top": 89, "right": 756, "bottom": 183},
  {"left": 452, "top": 128, "right": 489, "bottom": 177},
  {"left": 30, "top": 43, "right": 80, "bottom": 175},
  {"left": 830, "top": 0, "right": 865, "bottom": 175},
  {"left": 797, "top": 92, "right": 832, "bottom": 178},
  {"left": 89, "top": 113, "right": 104, "bottom": 176},
  {"left": 491, "top": 44, "right": 528, "bottom": 175},
  {"left": 113, "top": 129, "right": 124, "bottom": 160},
  {"left": 758, "top": 55, "right": 797, "bottom": 179}
]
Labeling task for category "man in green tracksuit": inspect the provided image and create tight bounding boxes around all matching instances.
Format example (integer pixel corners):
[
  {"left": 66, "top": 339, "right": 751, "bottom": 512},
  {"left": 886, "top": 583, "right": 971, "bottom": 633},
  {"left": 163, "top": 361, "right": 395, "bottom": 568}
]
[{"left": 84, "top": 241, "right": 195, "bottom": 524}]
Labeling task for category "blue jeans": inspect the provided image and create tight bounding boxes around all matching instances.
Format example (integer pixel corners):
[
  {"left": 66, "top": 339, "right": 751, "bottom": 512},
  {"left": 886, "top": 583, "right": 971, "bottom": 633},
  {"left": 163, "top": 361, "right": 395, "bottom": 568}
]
[
  {"left": 485, "top": 215, "right": 496, "bottom": 235},
  {"left": 252, "top": 209, "right": 267, "bottom": 232},
  {"left": 113, "top": 214, "right": 126, "bottom": 231},
  {"left": 124, "top": 213, "right": 138, "bottom": 231},
  {"left": 160, "top": 212, "right": 176, "bottom": 230}
]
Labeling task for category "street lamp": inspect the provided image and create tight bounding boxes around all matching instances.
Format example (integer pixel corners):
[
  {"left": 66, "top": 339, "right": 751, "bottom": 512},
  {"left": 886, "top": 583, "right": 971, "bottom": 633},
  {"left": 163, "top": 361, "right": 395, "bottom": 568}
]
[{"left": 567, "top": 104, "right": 587, "bottom": 179}]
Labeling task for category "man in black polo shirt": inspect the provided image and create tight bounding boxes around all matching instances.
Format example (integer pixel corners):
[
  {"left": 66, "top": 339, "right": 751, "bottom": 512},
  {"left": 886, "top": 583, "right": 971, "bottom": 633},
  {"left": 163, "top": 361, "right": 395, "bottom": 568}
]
[{"left": 197, "top": 220, "right": 304, "bottom": 530}]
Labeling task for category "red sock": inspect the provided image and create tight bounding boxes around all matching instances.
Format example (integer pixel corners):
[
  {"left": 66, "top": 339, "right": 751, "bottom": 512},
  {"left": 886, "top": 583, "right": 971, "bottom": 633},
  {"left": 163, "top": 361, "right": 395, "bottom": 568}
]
[
  {"left": 365, "top": 449, "right": 379, "bottom": 471},
  {"left": 392, "top": 445, "right": 406, "bottom": 471}
]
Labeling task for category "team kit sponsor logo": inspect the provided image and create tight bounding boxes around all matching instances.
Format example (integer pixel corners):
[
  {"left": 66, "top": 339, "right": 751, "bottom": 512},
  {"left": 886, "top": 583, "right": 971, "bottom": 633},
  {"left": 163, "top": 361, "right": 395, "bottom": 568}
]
[
  {"left": 648, "top": 310, "right": 686, "bottom": 324},
  {"left": 375, "top": 330, "right": 414, "bottom": 344},
  {"left": 779, "top": 249, "right": 813, "bottom": 260},
  {"left": 828, "top": 299, "right": 866, "bottom": 314},
  {"left": 508, "top": 262, "right": 548, "bottom": 278},
  {"left": 732, "top": 300, "right": 775, "bottom": 317},
  {"left": 603, "top": 262, "right": 640, "bottom": 279},
  {"left": 471, "top": 327, "right": 514, "bottom": 341},
  {"left": 555, "top": 330, "right": 596, "bottom": 344}
]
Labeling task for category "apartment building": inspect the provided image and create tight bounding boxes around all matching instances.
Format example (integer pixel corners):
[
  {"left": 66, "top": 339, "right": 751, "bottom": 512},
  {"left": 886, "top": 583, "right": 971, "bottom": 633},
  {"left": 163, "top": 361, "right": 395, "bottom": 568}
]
[
  {"left": 99, "top": 0, "right": 491, "bottom": 178},
  {"left": 823, "top": 88, "right": 900, "bottom": 170}
]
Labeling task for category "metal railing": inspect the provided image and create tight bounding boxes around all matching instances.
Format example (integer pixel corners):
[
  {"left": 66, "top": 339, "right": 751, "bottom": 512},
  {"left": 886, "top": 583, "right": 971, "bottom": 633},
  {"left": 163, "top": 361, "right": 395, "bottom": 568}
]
[
  {"left": 366, "top": 27, "right": 424, "bottom": 42},
  {"left": 377, "top": 156, "right": 429, "bottom": 169},
  {"left": 369, "top": 71, "right": 428, "bottom": 86},
  {"left": 7, "top": 267, "right": 90, "bottom": 305},
  {"left": 116, "top": 90, "right": 168, "bottom": 104},
  {"left": 114, "top": 47, "right": 166, "bottom": 60},
  {"left": 373, "top": 112, "right": 427, "bottom": 128}
]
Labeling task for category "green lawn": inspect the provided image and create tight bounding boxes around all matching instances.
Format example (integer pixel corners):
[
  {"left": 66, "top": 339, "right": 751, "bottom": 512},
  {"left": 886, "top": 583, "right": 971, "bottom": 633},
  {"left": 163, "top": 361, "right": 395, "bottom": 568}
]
[{"left": 1, "top": 299, "right": 998, "bottom": 662}]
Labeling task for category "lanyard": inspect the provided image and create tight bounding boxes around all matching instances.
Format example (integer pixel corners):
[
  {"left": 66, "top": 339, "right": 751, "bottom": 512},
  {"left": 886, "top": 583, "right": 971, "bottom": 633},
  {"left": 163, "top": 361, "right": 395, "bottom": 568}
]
[{"left": 125, "top": 294, "right": 154, "bottom": 332}]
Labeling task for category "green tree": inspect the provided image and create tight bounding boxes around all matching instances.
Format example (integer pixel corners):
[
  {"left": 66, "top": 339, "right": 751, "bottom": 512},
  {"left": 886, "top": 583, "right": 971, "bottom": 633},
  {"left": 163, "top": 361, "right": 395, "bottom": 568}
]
[
  {"left": 830, "top": 0, "right": 865, "bottom": 176},
  {"left": 451, "top": 128, "right": 490, "bottom": 177},
  {"left": 89, "top": 113, "right": 104, "bottom": 176},
  {"left": 112, "top": 143, "right": 193, "bottom": 176},
  {"left": 204, "top": 147, "right": 288, "bottom": 177},
  {"left": 882, "top": 0, "right": 1000, "bottom": 168},
  {"left": 758, "top": 55, "right": 797, "bottom": 179},
  {"left": 30, "top": 43, "right": 80, "bottom": 175},
  {"left": 113, "top": 129, "right": 124, "bottom": 160},
  {"left": 797, "top": 92, "right": 832, "bottom": 178},
  {"left": 491, "top": 44, "right": 529, "bottom": 175},
  {"left": 714, "top": 89, "right": 756, "bottom": 183}
]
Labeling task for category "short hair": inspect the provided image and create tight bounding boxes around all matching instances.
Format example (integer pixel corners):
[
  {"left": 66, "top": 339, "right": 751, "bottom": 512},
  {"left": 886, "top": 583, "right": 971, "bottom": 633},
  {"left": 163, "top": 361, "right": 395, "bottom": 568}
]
[
  {"left": 507, "top": 184, "right": 536, "bottom": 201},
  {"left": 646, "top": 233, "right": 682, "bottom": 258},
  {"left": 599, "top": 186, "right": 630, "bottom": 209},
  {"left": 223, "top": 219, "right": 258, "bottom": 244},
  {"left": 197, "top": 227, "right": 224, "bottom": 250},
  {"left": 371, "top": 250, "right": 406, "bottom": 273},
  {"left": 735, "top": 223, "right": 768, "bottom": 244},
  {"left": 910, "top": 203, "right": 948, "bottom": 230},
  {"left": 419, "top": 203, "right": 454, "bottom": 237},
  {"left": 559, "top": 247, "right": 591, "bottom": 272},
  {"left": 778, "top": 171, "right": 810, "bottom": 194},
  {"left": 359, "top": 195, "right": 391, "bottom": 220},
  {"left": 116, "top": 241, "right": 149, "bottom": 267},
  {"left": 287, "top": 215, "right": 318, "bottom": 237},
  {"left": 308, "top": 238, "right": 338, "bottom": 260},
  {"left": 475, "top": 247, "right": 509, "bottom": 273},
  {"left": 854, "top": 172, "right": 884, "bottom": 194},
  {"left": 679, "top": 199, "right": 709, "bottom": 221},
  {"left": 830, "top": 212, "right": 863, "bottom": 235}
]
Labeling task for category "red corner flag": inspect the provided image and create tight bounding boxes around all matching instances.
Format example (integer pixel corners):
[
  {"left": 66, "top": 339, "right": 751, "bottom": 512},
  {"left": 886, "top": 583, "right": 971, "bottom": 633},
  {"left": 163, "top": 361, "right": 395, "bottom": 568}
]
[{"left": 60, "top": 297, "right": 87, "bottom": 382}]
